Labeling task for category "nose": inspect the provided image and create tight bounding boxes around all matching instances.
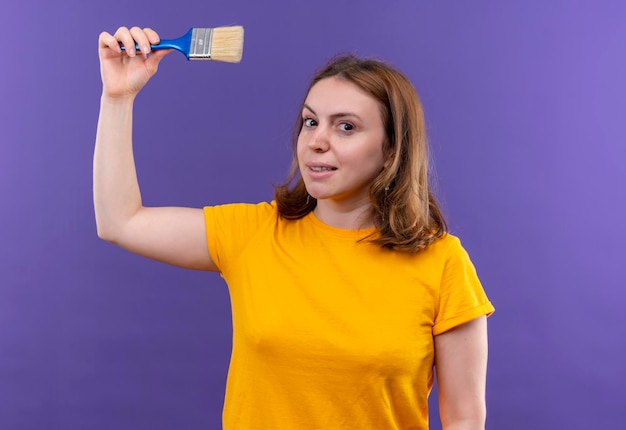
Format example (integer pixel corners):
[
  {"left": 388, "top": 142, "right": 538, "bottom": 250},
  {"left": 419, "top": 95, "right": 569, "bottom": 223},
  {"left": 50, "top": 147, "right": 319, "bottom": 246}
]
[{"left": 307, "top": 124, "right": 330, "bottom": 152}]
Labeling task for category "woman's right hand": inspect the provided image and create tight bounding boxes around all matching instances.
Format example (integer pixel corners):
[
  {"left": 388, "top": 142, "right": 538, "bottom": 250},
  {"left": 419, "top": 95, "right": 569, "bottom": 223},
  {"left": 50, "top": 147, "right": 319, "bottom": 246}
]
[
  {"left": 95, "top": 27, "right": 216, "bottom": 272},
  {"left": 98, "top": 26, "right": 172, "bottom": 99}
]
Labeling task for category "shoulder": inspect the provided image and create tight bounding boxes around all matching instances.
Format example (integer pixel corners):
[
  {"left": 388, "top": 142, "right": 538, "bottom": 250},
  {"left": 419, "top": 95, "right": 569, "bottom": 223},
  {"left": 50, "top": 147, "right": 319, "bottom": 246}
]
[
  {"left": 423, "top": 233, "right": 464, "bottom": 257},
  {"left": 203, "top": 201, "right": 281, "bottom": 242},
  {"left": 419, "top": 233, "right": 479, "bottom": 274},
  {"left": 203, "top": 201, "right": 277, "bottom": 221}
]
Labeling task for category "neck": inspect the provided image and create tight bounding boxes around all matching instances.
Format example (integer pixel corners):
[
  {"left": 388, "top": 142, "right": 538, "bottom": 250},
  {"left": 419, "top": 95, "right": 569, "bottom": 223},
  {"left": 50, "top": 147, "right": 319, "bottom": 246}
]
[{"left": 313, "top": 198, "right": 374, "bottom": 230}]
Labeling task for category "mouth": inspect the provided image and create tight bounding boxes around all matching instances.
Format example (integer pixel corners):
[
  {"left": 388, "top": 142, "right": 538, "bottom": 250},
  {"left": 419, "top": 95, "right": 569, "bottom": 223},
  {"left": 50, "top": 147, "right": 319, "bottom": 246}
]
[{"left": 309, "top": 166, "right": 337, "bottom": 172}]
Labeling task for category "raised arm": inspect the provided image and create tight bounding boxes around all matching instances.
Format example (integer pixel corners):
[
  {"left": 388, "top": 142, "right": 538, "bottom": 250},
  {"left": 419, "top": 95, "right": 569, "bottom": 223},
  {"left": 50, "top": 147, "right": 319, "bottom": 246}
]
[
  {"left": 434, "top": 316, "right": 489, "bottom": 430},
  {"left": 94, "top": 27, "right": 217, "bottom": 272}
]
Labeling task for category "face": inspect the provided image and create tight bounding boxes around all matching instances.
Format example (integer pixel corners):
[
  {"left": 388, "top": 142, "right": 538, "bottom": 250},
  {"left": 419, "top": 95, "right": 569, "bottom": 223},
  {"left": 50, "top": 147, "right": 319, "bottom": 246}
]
[{"left": 297, "top": 77, "right": 387, "bottom": 208}]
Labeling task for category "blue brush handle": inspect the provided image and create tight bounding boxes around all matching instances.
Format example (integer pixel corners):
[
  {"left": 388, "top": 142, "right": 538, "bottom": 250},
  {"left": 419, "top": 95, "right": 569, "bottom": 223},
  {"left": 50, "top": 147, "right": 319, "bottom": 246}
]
[{"left": 121, "top": 28, "right": 193, "bottom": 59}]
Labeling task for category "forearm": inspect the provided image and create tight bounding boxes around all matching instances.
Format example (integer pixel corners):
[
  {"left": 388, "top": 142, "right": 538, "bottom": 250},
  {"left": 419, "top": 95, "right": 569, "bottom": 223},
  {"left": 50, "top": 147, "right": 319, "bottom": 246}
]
[{"left": 93, "top": 95, "right": 142, "bottom": 240}]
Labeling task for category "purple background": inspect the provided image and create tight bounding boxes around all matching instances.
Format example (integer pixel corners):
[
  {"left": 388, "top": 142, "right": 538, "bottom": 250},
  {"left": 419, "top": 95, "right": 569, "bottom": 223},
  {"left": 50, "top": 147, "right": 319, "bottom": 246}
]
[{"left": 1, "top": 1, "right": 625, "bottom": 428}]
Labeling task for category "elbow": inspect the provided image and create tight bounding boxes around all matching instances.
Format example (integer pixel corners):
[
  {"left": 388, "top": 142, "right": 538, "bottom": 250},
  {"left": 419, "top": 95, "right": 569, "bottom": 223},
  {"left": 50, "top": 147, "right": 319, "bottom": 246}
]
[
  {"left": 93, "top": 202, "right": 143, "bottom": 245},
  {"left": 96, "top": 227, "right": 110, "bottom": 242},
  {"left": 94, "top": 216, "right": 121, "bottom": 243},
  {"left": 441, "top": 409, "right": 486, "bottom": 430},
  {"left": 94, "top": 208, "right": 140, "bottom": 244},
  {"left": 440, "top": 396, "right": 486, "bottom": 430},
  {"left": 96, "top": 224, "right": 116, "bottom": 243}
]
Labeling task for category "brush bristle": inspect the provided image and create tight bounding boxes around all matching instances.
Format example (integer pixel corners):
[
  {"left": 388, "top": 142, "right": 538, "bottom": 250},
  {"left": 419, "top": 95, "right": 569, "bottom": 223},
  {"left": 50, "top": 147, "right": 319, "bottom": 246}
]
[{"left": 211, "top": 26, "right": 244, "bottom": 63}]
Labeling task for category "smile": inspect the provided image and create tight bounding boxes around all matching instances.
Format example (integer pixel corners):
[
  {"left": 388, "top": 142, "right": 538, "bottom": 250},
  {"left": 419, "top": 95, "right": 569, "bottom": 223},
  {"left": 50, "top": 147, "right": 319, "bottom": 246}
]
[{"left": 310, "top": 166, "right": 337, "bottom": 172}]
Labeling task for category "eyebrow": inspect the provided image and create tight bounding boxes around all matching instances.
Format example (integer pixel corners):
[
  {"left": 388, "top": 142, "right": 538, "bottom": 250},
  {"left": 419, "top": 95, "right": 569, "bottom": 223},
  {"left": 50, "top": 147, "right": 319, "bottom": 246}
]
[{"left": 302, "top": 104, "right": 363, "bottom": 122}]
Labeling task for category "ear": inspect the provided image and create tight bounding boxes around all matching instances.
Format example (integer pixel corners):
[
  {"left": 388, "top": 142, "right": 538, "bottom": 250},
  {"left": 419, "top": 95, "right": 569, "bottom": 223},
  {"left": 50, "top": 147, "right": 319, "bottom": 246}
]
[
  {"left": 382, "top": 141, "right": 394, "bottom": 169},
  {"left": 383, "top": 156, "right": 392, "bottom": 169}
]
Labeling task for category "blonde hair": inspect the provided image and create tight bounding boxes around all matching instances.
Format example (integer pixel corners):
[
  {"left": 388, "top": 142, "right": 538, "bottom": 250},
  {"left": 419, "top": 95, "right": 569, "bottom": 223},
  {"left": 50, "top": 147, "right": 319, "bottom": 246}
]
[{"left": 274, "top": 55, "right": 446, "bottom": 252}]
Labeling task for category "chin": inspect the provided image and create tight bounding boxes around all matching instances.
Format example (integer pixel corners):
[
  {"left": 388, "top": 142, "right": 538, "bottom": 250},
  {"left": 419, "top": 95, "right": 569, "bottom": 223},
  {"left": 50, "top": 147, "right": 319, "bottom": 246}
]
[
  {"left": 307, "top": 191, "right": 325, "bottom": 200},
  {"left": 302, "top": 184, "right": 321, "bottom": 199}
]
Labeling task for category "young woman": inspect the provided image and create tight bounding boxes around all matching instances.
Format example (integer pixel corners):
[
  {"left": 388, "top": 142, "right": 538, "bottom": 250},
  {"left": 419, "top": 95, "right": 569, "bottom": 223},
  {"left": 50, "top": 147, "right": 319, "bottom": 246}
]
[{"left": 95, "top": 26, "right": 494, "bottom": 430}]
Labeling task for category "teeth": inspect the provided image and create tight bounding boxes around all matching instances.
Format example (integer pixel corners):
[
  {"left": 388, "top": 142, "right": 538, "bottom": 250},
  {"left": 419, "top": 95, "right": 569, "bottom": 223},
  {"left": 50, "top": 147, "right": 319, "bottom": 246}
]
[{"left": 311, "top": 166, "right": 333, "bottom": 172}]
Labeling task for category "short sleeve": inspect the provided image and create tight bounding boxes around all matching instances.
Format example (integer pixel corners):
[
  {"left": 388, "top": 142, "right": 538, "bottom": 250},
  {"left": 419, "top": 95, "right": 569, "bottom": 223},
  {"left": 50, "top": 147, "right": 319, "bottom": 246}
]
[
  {"left": 203, "top": 202, "right": 276, "bottom": 274},
  {"left": 432, "top": 236, "right": 494, "bottom": 335}
]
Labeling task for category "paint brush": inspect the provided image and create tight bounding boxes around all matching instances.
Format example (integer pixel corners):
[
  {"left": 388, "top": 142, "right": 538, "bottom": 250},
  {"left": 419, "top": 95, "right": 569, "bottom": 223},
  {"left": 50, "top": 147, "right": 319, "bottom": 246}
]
[{"left": 122, "top": 26, "right": 244, "bottom": 62}]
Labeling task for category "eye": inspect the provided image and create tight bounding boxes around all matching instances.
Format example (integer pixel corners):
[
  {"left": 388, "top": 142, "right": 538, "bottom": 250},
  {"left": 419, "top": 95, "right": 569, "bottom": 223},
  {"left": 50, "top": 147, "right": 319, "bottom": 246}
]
[
  {"left": 303, "top": 118, "right": 317, "bottom": 128},
  {"left": 339, "top": 122, "right": 354, "bottom": 132}
]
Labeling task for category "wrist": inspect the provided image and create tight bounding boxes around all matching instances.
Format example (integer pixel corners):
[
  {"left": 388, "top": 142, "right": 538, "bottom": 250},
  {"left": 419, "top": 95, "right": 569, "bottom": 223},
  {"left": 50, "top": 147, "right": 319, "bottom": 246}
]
[{"left": 100, "top": 93, "right": 136, "bottom": 108}]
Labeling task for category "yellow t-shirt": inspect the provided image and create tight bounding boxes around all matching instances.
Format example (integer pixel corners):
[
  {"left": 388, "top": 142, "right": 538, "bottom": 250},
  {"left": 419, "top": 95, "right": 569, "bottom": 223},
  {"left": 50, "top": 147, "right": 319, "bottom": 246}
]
[{"left": 204, "top": 201, "right": 494, "bottom": 429}]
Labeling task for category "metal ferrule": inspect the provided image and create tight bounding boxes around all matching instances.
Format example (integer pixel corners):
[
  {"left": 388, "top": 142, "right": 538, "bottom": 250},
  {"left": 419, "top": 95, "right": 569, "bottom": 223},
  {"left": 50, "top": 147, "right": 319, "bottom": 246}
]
[{"left": 189, "top": 28, "right": 213, "bottom": 60}]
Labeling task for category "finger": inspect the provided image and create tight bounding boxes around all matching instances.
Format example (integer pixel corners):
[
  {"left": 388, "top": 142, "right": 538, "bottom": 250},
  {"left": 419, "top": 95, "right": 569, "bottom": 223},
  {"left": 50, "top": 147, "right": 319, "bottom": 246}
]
[
  {"left": 98, "top": 31, "right": 122, "bottom": 54},
  {"left": 130, "top": 26, "right": 151, "bottom": 56},
  {"left": 143, "top": 27, "right": 161, "bottom": 46},
  {"left": 114, "top": 26, "right": 137, "bottom": 57}
]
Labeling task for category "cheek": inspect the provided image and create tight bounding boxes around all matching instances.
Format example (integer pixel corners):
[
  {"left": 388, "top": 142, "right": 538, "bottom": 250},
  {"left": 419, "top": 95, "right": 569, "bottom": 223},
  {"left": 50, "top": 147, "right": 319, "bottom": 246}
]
[
  {"left": 351, "top": 141, "right": 386, "bottom": 168},
  {"left": 295, "top": 137, "right": 305, "bottom": 162},
  {"left": 357, "top": 148, "right": 386, "bottom": 177}
]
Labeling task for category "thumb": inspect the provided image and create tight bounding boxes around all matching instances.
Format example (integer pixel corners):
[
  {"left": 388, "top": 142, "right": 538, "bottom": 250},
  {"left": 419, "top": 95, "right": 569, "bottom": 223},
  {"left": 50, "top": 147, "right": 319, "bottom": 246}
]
[{"left": 145, "top": 49, "right": 173, "bottom": 74}]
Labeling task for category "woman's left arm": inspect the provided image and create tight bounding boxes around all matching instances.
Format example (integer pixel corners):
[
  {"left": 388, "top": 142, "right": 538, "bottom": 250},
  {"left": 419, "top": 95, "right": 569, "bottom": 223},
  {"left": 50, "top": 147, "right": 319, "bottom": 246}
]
[{"left": 434, "top": 316, "right": 489, "bottom": 430}]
